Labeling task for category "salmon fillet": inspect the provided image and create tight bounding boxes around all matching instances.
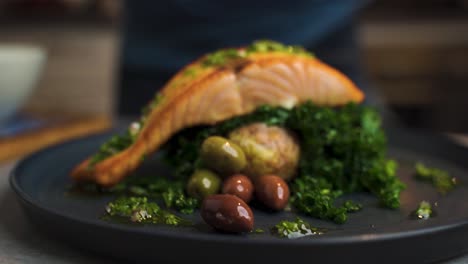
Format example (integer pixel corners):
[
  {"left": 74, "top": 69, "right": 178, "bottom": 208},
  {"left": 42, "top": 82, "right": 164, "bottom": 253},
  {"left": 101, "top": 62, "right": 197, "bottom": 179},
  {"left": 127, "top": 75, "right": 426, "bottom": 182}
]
[{"left": 71, "top": 42, "right": 364, "bottom": 187}]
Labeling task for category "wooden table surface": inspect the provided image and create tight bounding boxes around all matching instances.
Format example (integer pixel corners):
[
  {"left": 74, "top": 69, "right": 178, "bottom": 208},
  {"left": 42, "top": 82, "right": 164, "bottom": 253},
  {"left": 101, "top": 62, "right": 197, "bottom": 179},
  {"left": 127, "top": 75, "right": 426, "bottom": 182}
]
[{"left": 0, "top": 114, "right": 112, "bottom": 163}]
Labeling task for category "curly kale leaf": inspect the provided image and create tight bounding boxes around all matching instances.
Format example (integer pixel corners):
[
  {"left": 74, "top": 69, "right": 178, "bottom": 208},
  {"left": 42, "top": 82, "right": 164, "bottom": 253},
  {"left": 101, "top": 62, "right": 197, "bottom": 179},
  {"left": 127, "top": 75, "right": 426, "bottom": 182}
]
[
  {"left": 287, "top": 102, "right": 405, "bottom": 213},
  {"left": 291, "top": 177, "right": 361, "bottom": 224}
]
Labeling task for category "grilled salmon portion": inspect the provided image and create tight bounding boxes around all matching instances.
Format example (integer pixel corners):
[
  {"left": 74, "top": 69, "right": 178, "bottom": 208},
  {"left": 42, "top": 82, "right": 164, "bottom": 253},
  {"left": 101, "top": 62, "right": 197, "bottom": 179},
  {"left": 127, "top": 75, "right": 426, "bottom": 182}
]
[{"left": 71, "top": 41, "right": 364, "bottom": 187}]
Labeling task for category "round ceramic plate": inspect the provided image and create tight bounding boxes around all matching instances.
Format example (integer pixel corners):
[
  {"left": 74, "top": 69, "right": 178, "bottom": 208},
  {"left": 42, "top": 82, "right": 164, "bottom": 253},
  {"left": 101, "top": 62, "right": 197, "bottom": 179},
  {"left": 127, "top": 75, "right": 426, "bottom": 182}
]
[{"left": 9, "top": 125, "right": 468, "bottom": 264}]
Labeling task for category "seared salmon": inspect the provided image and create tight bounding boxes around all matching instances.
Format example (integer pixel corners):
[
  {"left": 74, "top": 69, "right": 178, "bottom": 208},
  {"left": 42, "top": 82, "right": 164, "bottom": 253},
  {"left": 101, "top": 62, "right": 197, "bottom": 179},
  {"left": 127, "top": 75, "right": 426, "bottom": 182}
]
[{"left": 71, "top": 41, "right": 364, "bottom": 187}]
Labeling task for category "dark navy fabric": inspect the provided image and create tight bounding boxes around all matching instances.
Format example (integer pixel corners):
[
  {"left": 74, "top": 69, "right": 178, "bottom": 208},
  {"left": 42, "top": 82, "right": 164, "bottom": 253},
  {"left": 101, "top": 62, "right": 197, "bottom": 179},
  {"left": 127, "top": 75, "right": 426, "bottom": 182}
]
[{"left": 117, "top": 0, "right": 372, "bottom": 116}]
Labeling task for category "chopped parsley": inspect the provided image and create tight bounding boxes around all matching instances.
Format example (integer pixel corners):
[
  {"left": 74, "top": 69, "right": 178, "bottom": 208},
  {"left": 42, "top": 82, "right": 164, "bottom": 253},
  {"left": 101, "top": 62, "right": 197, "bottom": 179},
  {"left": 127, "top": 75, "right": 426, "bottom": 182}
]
[
  {"left": 161, "top": 187, "right": 199, "bottom": 214},
  {"left": 201, "top": 40, "right": 313, "bottom": 67},
  {"left": 253, "top": 228, "right": 265, "bottom": 234},
  {"left": 202, "top": 48, "right": 245, "bottom": 67},
  {"left": 116, "top": 177, "right": 199, "bottom": 214},
  {"left": 290, "top": 177, "right": 362, "bottom": 224},
  {"left": 88, "top": 131, "right": 135, "bottom": 168},
  {"left": 414, "top": 162, "right": 457, "bottom": 194},
  {"left": 412, "top": 200, "right": 433, "bottom": 220},
  {"left": 272, "top": 218, "right": 325, "bottom": 239},
  {"left": 246, "top": 40, "right": 313, "bottom": 57},
  {"left": 105, "top": 196, "right": 190, "bottom": 226},
  {"left": 74, "top": 176, "right": 199, "bottom": 214}
]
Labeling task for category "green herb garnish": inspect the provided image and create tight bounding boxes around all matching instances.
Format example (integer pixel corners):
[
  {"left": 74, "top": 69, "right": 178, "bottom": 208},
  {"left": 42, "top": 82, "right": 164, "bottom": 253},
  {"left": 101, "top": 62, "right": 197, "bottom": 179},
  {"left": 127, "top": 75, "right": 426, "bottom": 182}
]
[
  {"left": 120, "top": 177, "right": 199, "bottom": 214},
  {"left": 253, "top": 228, "right": 265, "bottom": 234},
  {"left": 202, "top": 48, "right": 245, "bottom": 67},
  {"left": 246, "top": 40, "right": 313, "bottom": 57},
  {"left": 75, "top": 176, "right": 199, "bottom": 214},
  {"left": 412, "top": 200, "right": 433, "bottom": 220},
  {"left": 201, "top": 40, "right": 313, "bottom": 67},
  {"left": 272, "top": 217, "right": 325, "bottom": 239},
  {"left": 290, "top": 177, "right": 362, "bottom": 224},
  {"left": 88, "top": 131, "right": 135, "bottom": 168},
  {"left": 162, "top": 187, "right": 199, "bottom": 214},
  {"left": 105, "top": 196, "right": 189, "bottom": 226},
  {"left": 343, "top": 200, "right": 363, "bottom": 212},
  {"left": 415, "top": 162, "right": 457, "bottom": 194},
  {"left": 287, "top": 102, "right": 405, "bottom": 211}
]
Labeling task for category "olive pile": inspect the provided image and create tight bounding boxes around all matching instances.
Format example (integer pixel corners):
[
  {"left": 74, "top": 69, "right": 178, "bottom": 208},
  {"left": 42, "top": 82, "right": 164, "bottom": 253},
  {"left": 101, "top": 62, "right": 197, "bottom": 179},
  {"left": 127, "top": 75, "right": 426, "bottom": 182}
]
[{"left": 188, "top": 127, "right": 297, "bottom": 234}]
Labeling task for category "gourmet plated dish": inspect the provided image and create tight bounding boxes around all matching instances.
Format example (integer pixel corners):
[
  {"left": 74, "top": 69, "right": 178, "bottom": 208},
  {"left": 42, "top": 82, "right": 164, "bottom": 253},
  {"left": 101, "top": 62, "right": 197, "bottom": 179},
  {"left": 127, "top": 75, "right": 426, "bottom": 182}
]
[{"left": 69, "top": 40, "right": 455, "bottom": 236}]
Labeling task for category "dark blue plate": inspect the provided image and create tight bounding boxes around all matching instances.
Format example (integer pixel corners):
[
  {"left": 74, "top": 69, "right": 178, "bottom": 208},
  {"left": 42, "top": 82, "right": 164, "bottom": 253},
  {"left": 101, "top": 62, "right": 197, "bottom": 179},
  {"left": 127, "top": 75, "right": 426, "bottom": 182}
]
[{"left": 9, "top": 125, "right": 468, "bottom": 264}]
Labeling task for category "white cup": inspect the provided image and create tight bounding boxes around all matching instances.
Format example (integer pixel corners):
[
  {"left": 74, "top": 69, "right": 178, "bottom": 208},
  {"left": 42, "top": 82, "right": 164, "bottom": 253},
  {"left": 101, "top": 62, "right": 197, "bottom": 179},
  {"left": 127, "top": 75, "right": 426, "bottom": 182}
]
[{"left": 0, "top": 44, "right": 47, "bottom": 124}]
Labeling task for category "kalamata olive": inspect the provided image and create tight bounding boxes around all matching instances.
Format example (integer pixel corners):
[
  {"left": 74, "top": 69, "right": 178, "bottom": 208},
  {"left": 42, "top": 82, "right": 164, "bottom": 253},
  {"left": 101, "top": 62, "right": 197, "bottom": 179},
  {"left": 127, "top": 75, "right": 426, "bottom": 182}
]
[
  {"left": 186, "top": 169, "right": 221, "bottom": 199},
  {"left": 200, "top": 136, "right": 247, "bottom": 176},
  {"left": 201, "top": 194, "right": 254, "bottom": 233},
  {"left": 222, "top": 174, "right": 254, "bottom": 203},
  {"left": 255, "top": 175, "right": 290, "bottom": 211}
]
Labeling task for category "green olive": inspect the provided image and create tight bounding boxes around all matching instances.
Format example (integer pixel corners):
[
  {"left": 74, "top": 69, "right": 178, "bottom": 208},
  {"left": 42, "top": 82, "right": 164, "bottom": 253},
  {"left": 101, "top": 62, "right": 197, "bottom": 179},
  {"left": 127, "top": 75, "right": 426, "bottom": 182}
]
[
  {"left": 186, "top": 169, "right": 221, "bottom": 199},
  {"left": 200, "top": 136, "right": 247, "bottom": 176}
]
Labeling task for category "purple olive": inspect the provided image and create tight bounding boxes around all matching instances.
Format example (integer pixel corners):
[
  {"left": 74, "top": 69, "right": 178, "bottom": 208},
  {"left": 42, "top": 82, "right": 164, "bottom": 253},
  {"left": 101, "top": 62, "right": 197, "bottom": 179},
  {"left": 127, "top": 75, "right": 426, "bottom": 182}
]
[
  {"left": 222, "top": 174, "right": 254, "bottom": 203},
  {"left": 255, "top": 175, "right": 290, "bottom": 211},
  {"left": 201, "top": 194, "right": 254, "bottom": 233}
]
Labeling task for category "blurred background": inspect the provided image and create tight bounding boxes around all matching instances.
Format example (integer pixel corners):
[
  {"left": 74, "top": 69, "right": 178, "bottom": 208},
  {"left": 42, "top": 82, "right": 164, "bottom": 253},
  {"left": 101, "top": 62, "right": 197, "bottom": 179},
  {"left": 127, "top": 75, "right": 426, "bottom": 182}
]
[{"left": 0, "top": 0, "right": 467, "bottom": 161}]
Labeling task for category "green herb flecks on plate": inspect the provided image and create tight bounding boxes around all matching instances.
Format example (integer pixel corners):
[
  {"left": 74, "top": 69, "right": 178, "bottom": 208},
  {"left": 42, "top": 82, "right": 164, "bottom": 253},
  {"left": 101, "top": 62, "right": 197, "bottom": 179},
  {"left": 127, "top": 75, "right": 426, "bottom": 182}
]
[
  {"left": 412, "top": 200, "right": 433, "bottom": 220},
  {"left": 272, "top": 217, "right": 326, "bottom": 239},
  {"left": 290, "top": 177, "right": 362, "bottom": 224},
  {"left": 74, "top": 176, "right": 199, "bottom": 215},
  {"left": 414, "top": 162, "right": 457, "bottom": 194},
  {"left": 105, "top": 196, "right": 190, "bottom": 226}
]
